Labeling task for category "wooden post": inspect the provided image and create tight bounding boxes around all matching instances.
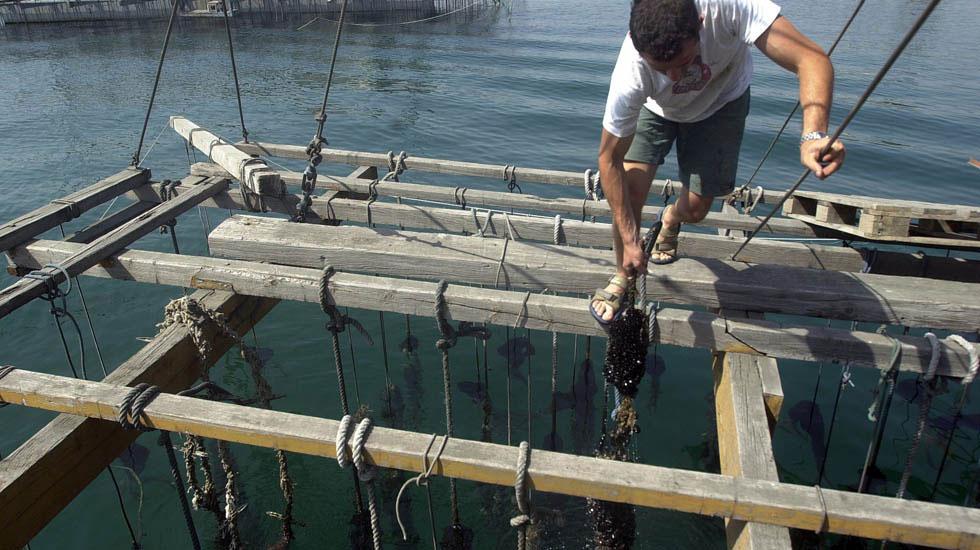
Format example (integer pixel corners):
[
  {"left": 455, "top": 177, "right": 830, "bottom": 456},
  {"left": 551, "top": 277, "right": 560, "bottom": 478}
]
[
  {"left": 714, "top": 352, "right": 792, "bottom": 549},
  {"left": 170, "top": 116, "right": 282, "bottom": 196},
  {"left": 0, "top": 291, "right": 277, "bottom": 548},
  {"left": 2, "top": 369, "right": 980, "bottom": 549},
  {"left": 206, "top": 215, "right": 980, "bottom": 331},
  {"left": 0, "top": 176, "right": 228, "bottom": 321},
  {"left": 9, "top": 239, "right": 980, "bottom": 378},
  {"left": 0, "top": 167, "right": 149, "bottom": 252}
]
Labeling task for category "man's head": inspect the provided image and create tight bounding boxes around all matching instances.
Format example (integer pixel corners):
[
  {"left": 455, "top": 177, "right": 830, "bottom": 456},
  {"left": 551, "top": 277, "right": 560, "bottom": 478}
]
[{"left": 630, "top": 0, "right": 702, "bottom": 80}]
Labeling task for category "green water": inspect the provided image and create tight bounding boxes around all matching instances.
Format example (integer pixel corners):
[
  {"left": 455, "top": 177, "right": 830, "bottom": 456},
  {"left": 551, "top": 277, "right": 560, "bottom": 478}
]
[{"left": 1, "top": 0, "right": 979, "bottom": 547}]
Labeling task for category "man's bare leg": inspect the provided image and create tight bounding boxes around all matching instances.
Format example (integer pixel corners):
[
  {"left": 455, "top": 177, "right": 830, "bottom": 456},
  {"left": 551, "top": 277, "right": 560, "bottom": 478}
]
[
  {"left": 650, "top": 188, "right": 715, "bottom": 263},
  {"left": 591, "top": 161, "right": 656, "bottom": 321}
]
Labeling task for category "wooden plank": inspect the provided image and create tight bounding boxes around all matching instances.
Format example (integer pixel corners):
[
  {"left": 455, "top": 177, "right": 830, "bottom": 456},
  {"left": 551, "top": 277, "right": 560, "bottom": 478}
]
[
  {"left": 0, "top": 176, "right": 227, "bottom": 320},
  {"left": 858, "top": 213, "right": 911, "bottom": 239},
  {"left": 208, "top": 215, "right": 980, "bottom": 331},
  {"left": 0, "top": 291, "right": 277, "bottom": 548},
  {"left": 816, "top": 201, "right": 857, "bottom": 225},
  {"left": 712, "top": 309, "right": 783, "bottom": 425},
  {"left": 10, "top": 239, "right": 979, "bottom": 377},
  {"left": 786, "top": 211, "right": 980, "bottom": 249},
  {"left": 2, "top": 370, "right": 980, "bottom": 549},
  {"left": 714, "top": 352, "right": 792, "bottom": 550},
  {"left": 793, "top": 189, "right": 980, "bottom": 221},
  {"left": 132, "top": 177, "right": 980, "bottom": 284},
  {"left": 189, "top": 161, "right": 817, "bottom": 237},
  {"left": 66, "top": 201, "right": 156, "bottom": 244},
  {"left": 0, "top": 167, "right": 149, "bottom": 252},
  {"left": 170, "top": 116, "right": 282, "bottom": 196}
]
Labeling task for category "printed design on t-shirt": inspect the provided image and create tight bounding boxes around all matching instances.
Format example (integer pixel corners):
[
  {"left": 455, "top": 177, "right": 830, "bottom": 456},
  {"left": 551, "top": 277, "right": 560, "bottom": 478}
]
[{"left": 671, "top": 55, "right": 712, "bottom": 94}]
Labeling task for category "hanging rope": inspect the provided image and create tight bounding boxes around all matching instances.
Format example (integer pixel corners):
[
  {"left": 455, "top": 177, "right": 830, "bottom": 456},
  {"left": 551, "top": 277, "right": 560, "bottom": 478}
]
[
  {"left": 737, "top": 0, "right": 868, "bottom": 193},
  {"left": 395, "top": 434, "right": 447, "bottom": 549},
  {"left": 732, "top": 0, "right": 944, "bottom": 260},
  {"left": 929, "top": 335, "right": 980, "bottom": 499},
  {"left": 116, "top": 384, "right": 201, "bottom": 550},
  {"left": 337, "top": 416, "right": 383, "bottom": 550},
  {"left": 293, "top": 0, "right": 351, "bottom": 222},
  {"left": 896, "top": 332, "right": 945, "bottom": 499},
  {"left": 219, "top": 0, "right": 249, "bottom": 143},
  {"left": 858, "top": 330, "right": 903, "bottom": 493},
  {"left": 503, "top": 165, "right": 522, "bottom": 194},
  {"left": 25, "top": 264, "right": 86, "bottom": 380},
  {"left": 434, "top": 280, "right": 488, "bottom": 546},
  {"left": 131, "top": 0, "right": 181, "bottom": 167},
  {"left": 383, "top": 150, "right": 408, "bottom": 181},
  {"left": 510, "top": 441, "right": 534, "bottom": 550},
  {"left": 816, "top": 360, "right": 854, "bottom": 484},
  {"left": 157, "top": 180, "right": 181, "bottom": 254},
  {"left": 318, "top": 266, "right": 368, "bottom": 513}
]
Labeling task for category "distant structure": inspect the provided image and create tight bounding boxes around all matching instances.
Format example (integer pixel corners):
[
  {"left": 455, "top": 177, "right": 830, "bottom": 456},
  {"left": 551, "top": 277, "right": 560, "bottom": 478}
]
[{"left": 0, "top": 0, "right": 483, "bottom": 25}]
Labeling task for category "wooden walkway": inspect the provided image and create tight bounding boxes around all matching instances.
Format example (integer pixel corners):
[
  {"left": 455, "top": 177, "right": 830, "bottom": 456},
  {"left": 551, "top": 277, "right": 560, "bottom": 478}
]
[{"left": 2, "top": 118, "right": 979, "bottom": 549}]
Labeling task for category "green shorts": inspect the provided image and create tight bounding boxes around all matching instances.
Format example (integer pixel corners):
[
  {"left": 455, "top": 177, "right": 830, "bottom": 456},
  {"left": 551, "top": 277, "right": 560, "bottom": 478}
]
[{"left": 625, "top": 88, "right": 750, "bottom": 197}]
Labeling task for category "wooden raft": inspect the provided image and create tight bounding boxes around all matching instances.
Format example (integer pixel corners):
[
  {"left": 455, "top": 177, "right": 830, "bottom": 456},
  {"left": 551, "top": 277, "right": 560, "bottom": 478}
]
[{"left": 784, "top": 190, "right": 980, "bottom": 248}]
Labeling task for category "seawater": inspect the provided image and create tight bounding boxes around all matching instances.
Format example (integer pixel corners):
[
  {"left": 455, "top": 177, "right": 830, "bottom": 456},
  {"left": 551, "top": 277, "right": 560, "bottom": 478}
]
[{"left": 1, "top": 0, "right": 979, "bottom": 547}]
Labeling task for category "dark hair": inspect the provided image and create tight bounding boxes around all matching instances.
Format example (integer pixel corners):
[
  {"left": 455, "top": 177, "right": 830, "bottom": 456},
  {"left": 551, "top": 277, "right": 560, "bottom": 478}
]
[{"left": 629, "top": 0, "right": 701, "bottom": 62}]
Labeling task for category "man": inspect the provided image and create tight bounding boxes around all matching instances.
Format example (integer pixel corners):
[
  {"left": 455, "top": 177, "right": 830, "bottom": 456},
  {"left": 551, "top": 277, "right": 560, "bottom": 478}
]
[{"left": 590, "top": 0, "right": 847, "bottom": 323}]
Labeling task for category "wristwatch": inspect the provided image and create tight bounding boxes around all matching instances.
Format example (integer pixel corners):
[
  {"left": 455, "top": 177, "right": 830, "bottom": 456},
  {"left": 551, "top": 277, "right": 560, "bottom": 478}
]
[{"left": 800, "top": 131, "right": 828, "bottom": 144}]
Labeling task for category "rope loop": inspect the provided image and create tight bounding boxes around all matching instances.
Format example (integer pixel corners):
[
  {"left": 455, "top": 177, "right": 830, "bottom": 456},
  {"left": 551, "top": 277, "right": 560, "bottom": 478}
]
[
  {"left": 742, "top": 186, "right": 765, "bottom": 214},
  {"left": 336, "top": 414, "right": 354, "bottom": 468},
  {"left": 947, "top": 334, "right": 980, "bottom": 385},
  {"left": 511, "top": 441, "right": 534, "bottom": 547},
  {"left": 351, "top": 417, "right": 376, "bottom": 482},
  {"left": 553, "top": 214, "right": 563, "bottom": 245},
  {"left": 923, "top": 332, "right": 941, "bottom": 382},
  {"left": 395, "top": 433, "right": 449, "bottom": 540},
  {"left": 118, "top": 383, "right": 162, "bottom": 431},
  {"left": 382, "top": 150, "right": 408, "bottom": 181},
  {"left": 503, "top": 165, "right": 522, "bottom": 194},
  {"left": 24, "top": 263, "right": 72, "bottom": 304}
]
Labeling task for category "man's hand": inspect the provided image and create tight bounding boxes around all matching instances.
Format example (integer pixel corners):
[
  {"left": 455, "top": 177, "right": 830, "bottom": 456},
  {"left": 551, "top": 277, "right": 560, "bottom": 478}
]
[
  {"left": 800, "top": 136, "right": 846, "bottom": 179},
  {"left": 622, "top": 239, "right": 648, "bottom": 276}
]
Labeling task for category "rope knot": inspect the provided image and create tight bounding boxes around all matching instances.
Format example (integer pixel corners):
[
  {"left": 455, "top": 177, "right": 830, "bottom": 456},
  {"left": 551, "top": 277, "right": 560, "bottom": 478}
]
[{"left": 509, "top": 514, "right": 531, "bottom": 528}]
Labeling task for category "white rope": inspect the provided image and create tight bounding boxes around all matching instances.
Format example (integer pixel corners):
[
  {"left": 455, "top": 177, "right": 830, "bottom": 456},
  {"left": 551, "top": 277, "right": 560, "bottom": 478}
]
[
  {"left": 924, "top": 332, "right": 940, "bottom": 382},
  {"left": 947, "top": 334, "right": 980, "bottom": 384}
]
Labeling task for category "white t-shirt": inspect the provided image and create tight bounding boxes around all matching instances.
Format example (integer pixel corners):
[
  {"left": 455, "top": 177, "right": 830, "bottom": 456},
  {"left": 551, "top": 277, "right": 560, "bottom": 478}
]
[{"left": 602, "top": 0, "right": 780, "bottom": 135}]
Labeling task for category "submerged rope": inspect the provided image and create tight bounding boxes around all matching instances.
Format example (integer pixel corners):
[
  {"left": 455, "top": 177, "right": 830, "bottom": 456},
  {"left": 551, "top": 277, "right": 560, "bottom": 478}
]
[
  {"left": 929, "top": 335, "right": 980, "bottom": 498},
  {"left": 896, "top": 332, "right": 943, "bottom": 499},
  {"left": 511, "top": 441, "right": 534, "bottom": 550}
]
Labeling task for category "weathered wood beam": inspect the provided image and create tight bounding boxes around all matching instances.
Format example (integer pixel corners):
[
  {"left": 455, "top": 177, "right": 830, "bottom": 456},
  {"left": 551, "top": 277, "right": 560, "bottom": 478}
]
[
  {"left": 9, "top": 239, "right": 978, "bottom": 377},
  {"left": 66, "top": 201, "right": 157, "bottom": 244},
  {"left": 714, "top": 352, "right": 792, "bottom": 549},
  {"left": 137, "top": 176, "right": 980, "bottom": 283},
  {"left": 0, "top": 167, "right": 150, "bottom": 252},
  {"left": 0, "top": 291, "right": 277, "bottom": 548},
  {"left": 2, "top": 370, "right": 979, "bottom": 549},
  {"left": 0, "top": 176, "right": 227, "bottom": 320},
  {"left": 189, "top": 161, "right": 816, "bottom": 237},
  {"left": 208, "top": 215, "right": 980, "bottom": 332},
  {"left": 234, "top": 141, "right": 780, "bottom": 204},
  {"left": 170, "top": 116, "right": 282, "bottom": 196}
]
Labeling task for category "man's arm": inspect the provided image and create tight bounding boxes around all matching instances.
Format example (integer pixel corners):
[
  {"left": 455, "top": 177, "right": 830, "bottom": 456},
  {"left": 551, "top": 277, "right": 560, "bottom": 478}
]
[
  {"left": 755, "top": 15, "right": 846, "bottom": 179},
  {"left": 598, "top": 128, "right": 647, "bottom": 274}
]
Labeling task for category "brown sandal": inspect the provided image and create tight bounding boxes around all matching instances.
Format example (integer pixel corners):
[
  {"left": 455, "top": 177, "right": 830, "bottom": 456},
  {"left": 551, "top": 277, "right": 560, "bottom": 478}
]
[{"left": 651, "top": 205, "right": 681, "bottom": 265}]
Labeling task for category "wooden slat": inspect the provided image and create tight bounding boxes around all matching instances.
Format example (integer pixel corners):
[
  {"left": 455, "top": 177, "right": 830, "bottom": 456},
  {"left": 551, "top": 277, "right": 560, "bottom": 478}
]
[
  {"left": 714, "top": 352, "right": 792, "bottom": 549},
  {"left": 132, "top": 177, "right": 980, "bottom": 284},
  {"left": 0, "top": 167, "right": 149, "bottom": 252},
  {"left": 792, "top": 189, "right": 980, "bottom": 221},
  {"left": 1, "top": 370, "right": 979, "bottom": 549},
  {"left": 9, "top": 239, "right": 979, "bottom": 377},
  {"left": 207, "top": 215, "right": 980, "bottom": 331},
  {"left": 0, "top": 176, "right": 227, "bottom": 320},
  {"left": 189, "top": 161, "right": 816, "bottom": 237},
  {"left": 0, "top": 291, "right": 277, "bottom": 548},
  {"left": 170, "top": 116, "right": 282, "bottom": 195}
]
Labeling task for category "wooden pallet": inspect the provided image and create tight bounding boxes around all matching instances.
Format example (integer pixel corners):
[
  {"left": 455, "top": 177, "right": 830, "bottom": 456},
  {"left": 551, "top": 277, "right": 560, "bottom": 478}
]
[{"left": 783, "top": 190, "right": 980, "bottom": 248}]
